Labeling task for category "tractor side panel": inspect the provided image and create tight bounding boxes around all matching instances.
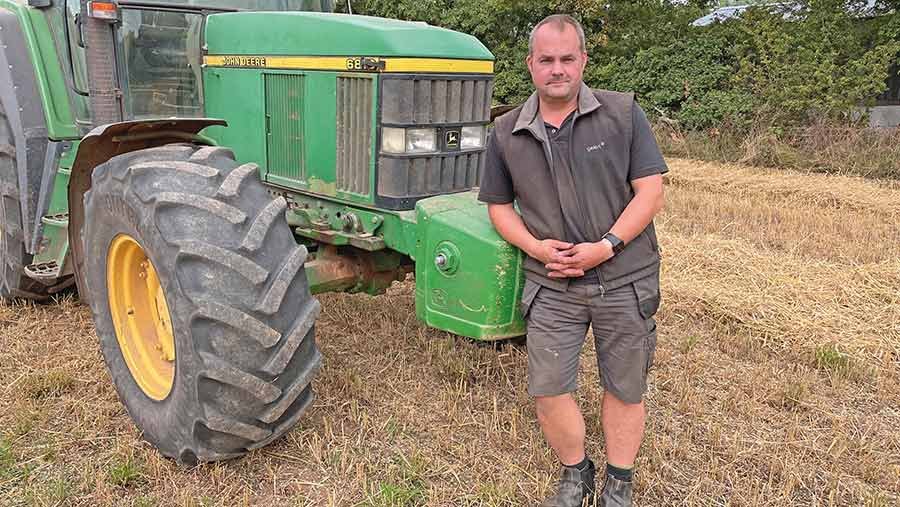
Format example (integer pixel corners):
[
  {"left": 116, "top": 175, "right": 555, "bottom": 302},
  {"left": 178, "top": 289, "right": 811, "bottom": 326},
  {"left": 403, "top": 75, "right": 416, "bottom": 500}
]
[
  {"left": 203, "top": 67, "right": 366, "bottom": 203},
  {"left": 414, "top": 191, "right": 526, "bottom": 340},
  {"left": 29, "top": 143, "right": 77, "bottom": 274},
  {"left": 0, "top": 3, "right": 78, "bottom": 139},
  {"left": 202, "top": 68, "right": 268, "bottom": 169},
  {"left": 0, "top": 3, "right": 81, "bottom": 262}
]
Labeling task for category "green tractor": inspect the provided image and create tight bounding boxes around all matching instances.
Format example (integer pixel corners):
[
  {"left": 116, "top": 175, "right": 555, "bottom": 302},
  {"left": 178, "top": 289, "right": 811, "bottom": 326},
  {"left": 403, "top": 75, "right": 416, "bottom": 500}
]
[{"left": 0, "top": 0, "right": 526, "bottom": 462}]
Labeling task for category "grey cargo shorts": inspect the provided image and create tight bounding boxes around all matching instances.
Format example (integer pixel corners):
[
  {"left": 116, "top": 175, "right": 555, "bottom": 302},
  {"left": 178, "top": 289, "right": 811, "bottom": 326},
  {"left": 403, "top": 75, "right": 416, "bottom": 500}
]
[{"left": 521, "top": 274, "right": 660, "bottom": 404}]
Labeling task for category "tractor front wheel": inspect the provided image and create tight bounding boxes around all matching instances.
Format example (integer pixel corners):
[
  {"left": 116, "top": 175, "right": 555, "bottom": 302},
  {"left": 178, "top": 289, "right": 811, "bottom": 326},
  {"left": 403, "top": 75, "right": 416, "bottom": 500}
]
[{"left": 83, "top": 144, "right": 322, "bottom": 462}]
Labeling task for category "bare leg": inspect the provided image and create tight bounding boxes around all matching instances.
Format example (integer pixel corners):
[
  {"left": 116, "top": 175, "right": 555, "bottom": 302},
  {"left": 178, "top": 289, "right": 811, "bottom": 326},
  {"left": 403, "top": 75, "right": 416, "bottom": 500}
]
[
  {"left": 535, "top": 393, "right": 586, "bottom": 465},
  {"left": 601, "top": 392, "right": 645, "bottom": 467}
]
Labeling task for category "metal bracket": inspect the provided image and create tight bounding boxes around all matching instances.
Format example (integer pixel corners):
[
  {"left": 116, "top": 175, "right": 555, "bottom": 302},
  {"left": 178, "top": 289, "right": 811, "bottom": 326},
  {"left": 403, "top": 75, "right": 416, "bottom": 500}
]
[{"left": 295, "top": 227, "right": 386, "bottom": 252}]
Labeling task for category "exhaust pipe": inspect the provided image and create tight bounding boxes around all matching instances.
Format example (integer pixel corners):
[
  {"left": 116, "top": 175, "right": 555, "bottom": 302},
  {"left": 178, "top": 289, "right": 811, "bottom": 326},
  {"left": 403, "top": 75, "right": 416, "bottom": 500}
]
[{"left": 80, "top": 0, "right": 123, "bottom": 126}]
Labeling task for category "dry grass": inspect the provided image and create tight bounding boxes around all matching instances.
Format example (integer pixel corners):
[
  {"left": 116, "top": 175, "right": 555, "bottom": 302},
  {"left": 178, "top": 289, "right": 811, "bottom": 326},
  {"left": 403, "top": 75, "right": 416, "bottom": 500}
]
[
  {"left": 656, "top": 122, "right": 900, "bottom": 180},
  {"left": 665, "top": 159, "right": 900, "bottom": 215},
  {"left": 1, "top": 158, "right": 899, "bottom": 506},
  {"left": 660, "top": 160, "right": 900, "bottom": 359}
]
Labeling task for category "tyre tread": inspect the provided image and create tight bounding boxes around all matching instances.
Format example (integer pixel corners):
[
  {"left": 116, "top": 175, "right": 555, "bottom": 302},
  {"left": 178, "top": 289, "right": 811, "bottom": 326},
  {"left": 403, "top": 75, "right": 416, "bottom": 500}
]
[
  {"left": 150, "top": 192, "right": 246, "bottom": 225},
  {"left": 240, "top": 197, "right": 287, "bottom": 252},
  {"left": 131, "top": 160, "right": 220, "bottom": 179},
  {"left": 189, "top": 146, "right": 235, "bottom": 163},
  {"left": 193, "top": 301, "right": 281, "bottom": 347},
  {"left": 262, "top": 299, "right": 321, "bottom": 376},
  {"left": 216, "top": 163, "right": 258, "bottom": 198},
  {"left": 199, "top": 351, "right": 282, "bottom": 404},
  {"left": 256, "top": 245, "right": 308, "bottom": 314},
  {"left": 247, "top": 390, "right": 314, "bottom": 451},
  {"left": 259, "top": 349, "right": 321, "bottom": 424},
  {"left": 176, "top": 240, "right": 269, "bottom": 285},
  {"left": 203, "top": 408, "right": 272, "bottom": 442}
]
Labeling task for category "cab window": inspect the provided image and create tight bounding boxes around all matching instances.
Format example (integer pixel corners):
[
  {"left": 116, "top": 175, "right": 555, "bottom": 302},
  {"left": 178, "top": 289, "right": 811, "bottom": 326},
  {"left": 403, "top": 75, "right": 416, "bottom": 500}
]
[{"left": 116, "top": 9, "right": 204, "bottom": 119}]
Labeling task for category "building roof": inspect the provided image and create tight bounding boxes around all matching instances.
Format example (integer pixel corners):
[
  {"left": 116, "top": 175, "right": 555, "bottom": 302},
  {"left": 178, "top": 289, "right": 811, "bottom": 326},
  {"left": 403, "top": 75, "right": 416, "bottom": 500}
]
[{"left": 691, "top": 0, "right": 881, "bottom": 26}]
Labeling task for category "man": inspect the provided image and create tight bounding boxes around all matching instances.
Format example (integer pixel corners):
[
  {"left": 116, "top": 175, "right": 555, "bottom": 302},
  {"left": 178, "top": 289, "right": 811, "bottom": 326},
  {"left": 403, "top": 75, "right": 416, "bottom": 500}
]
[{"left": 477, "top": 14, "right": 667, "bottom": 507}]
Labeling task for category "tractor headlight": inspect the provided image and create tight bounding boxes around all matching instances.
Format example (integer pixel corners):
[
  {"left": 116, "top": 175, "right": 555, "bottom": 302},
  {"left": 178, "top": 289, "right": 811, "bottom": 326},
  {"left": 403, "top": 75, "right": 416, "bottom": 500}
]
[
  {"left": 381, "top": 127, "right": 406, "bottom": 154},
  {"left": 405, "top": 128, "right": 437, "bottom": 153},
  {"left": 461, "top": 126, "right": 485, "bottom": 150},
  {"left": 381, "top": 127, "right": 438, "bottom": 154}
]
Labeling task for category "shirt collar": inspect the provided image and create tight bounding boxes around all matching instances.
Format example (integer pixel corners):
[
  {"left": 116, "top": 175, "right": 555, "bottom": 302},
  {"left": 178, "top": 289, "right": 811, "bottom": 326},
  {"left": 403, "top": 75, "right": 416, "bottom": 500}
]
[{"left": 512, "top": 83, "right": 602, "bottom": 138}]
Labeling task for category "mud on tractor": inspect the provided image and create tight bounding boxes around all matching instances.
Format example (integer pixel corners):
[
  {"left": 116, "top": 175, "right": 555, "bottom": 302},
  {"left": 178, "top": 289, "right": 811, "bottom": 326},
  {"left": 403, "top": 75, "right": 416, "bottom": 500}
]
[{"left": 0, "top": 0, "right": 526, "bottom": 462}]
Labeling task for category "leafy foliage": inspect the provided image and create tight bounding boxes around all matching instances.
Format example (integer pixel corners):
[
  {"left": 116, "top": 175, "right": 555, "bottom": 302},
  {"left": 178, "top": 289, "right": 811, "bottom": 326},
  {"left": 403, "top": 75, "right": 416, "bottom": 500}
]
[{"left": 346, "top": 0, "right": 899, "bottom": 130}]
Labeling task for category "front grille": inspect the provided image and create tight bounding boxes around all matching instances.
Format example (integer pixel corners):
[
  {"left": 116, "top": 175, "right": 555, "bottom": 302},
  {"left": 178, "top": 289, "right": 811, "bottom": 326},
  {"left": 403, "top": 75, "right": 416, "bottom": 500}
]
[
  {"left": 381, "top": 76, "right": 493, "bottom": 125},
  {"left": 378, "top": 152, "right": 484, "bottom": 199},
  {"left": 264, "top": 74, "right": 305, "bottom": 182},
  {"left": 378, "top": 74, "right": 493, "bottom": 209},
  {"left": 336, "top": 76, "right": 374, "bottom": 196}
]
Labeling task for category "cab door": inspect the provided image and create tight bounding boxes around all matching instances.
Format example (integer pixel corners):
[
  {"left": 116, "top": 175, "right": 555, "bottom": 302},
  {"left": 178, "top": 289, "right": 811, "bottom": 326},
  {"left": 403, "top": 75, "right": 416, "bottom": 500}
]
[{"left": 114, "top": 6, "right": 205, "bottom": 119}]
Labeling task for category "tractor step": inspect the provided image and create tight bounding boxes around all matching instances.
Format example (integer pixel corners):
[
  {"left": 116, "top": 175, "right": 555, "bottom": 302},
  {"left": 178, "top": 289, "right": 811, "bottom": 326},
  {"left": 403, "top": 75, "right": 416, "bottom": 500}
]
[
  {"left": 25, "top": 212, "right": 72, "bottom": 283},
  {"left": 42, "top": 212, "right": 69, "bottom": 227},
  {"left": 24, "top": 260, "right": 62, "bottom": 281}
]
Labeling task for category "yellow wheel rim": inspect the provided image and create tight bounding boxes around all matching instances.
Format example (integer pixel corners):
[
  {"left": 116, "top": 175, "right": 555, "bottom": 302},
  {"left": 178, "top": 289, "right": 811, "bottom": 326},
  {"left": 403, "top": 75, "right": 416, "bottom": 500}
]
[{"left": 107, "top": 235, "right": 175, "bottom": 401}]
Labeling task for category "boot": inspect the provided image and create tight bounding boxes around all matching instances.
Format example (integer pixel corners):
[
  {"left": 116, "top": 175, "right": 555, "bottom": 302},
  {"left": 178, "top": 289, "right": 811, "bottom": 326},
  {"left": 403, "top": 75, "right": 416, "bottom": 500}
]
[
  {"left": 541, "top": 459, "right": 596, "bottom": 507},
  {"left": 598, "top": 474, "right": 632, "bottom": 507}
]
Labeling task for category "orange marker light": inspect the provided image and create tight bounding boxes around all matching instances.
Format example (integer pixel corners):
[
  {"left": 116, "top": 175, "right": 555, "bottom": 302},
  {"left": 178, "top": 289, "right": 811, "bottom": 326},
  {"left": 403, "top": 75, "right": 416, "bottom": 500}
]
[{"left": 87, "top": 1, "right": 118, "bottom": 20}]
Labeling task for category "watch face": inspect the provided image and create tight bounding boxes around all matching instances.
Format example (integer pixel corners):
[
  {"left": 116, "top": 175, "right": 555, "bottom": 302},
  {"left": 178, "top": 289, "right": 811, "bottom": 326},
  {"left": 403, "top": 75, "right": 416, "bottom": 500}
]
[{"left": 604, "top": 233, "right": 624, "bottom": 254}]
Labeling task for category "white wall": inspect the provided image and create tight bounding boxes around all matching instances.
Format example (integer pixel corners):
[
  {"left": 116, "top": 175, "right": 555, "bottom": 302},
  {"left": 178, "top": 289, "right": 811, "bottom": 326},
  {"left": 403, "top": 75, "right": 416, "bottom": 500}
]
[{"left": 869, "top": 105, "right": 900, "bottom": 128}]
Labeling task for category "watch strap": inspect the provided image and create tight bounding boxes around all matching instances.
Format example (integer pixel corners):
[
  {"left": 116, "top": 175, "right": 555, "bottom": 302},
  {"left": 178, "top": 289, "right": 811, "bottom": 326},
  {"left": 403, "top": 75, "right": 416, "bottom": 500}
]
[{"left": 602, "top": 232, "right": 625, "bottom": 255}]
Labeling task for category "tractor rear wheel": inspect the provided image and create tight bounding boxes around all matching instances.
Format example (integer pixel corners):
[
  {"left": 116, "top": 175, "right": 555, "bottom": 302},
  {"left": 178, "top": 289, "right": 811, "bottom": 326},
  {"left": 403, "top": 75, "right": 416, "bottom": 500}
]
[
  {"left": 83, "top": 144, "right": 322, "bottom": 462},
  {"left": 0, "top": 104, "right": 54, "bottom": 300}
]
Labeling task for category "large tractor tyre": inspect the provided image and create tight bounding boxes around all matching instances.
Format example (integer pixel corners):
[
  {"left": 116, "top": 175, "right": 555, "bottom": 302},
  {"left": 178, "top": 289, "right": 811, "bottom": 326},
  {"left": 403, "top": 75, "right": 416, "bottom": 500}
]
[
  {"left": 0, "top": 104, "right": 54, "bottom": 300},
  {"left": 83, "top": 144, "right": 322, "bottom": 463}
]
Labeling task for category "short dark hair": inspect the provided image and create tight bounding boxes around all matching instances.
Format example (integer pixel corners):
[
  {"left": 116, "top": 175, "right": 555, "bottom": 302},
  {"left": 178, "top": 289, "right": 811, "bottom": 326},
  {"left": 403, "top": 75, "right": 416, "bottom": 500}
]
[{"left": 528, "top": 14, "right": 586, "bottom": 55}]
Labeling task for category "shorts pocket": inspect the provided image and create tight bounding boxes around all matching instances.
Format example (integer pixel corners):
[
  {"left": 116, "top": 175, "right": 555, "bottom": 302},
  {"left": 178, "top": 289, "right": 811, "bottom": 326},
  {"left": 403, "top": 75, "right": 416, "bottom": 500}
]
[
  {"left": 519, "top": 279, "right": 542, "bottom": 320},
  {"left": 632, "top": 272, "right": 661, "bottom": 319}
]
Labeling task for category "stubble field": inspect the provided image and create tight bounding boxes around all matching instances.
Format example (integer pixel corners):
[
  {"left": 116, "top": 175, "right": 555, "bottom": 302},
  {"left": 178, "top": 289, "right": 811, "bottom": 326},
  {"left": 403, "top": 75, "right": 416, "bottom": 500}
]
[{"left": 1, "top": 158, "right": 898, "bottom": 506}]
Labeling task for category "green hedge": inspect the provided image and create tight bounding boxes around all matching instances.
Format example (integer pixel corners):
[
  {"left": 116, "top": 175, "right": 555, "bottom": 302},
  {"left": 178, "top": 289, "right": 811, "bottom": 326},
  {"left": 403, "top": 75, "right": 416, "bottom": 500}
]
[{"left": 345, "top": 0, "right": 900, "bottom": 130}]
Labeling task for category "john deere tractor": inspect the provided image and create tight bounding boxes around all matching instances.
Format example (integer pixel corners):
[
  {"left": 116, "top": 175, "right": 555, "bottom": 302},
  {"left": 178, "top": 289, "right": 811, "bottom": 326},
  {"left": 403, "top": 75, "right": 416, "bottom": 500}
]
[{"left": 0, "top": 0, "right": 525, "bottom": 463}]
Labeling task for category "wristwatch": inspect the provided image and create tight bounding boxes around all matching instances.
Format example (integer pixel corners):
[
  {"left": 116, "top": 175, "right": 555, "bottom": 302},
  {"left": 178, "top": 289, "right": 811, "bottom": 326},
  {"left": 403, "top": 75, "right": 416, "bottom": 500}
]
[{"left": 601, "top": 232, "right": 625, "bottom": 256}]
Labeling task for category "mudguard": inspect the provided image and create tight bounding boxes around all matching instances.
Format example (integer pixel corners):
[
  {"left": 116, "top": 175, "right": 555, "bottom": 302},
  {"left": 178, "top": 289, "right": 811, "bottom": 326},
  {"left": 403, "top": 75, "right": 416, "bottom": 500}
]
[
  {"left": 68, "top": 118, "right": 227, "bottom": 299},
  {"left": 0, "top": 8, "right": 51, "bottom": 256}
]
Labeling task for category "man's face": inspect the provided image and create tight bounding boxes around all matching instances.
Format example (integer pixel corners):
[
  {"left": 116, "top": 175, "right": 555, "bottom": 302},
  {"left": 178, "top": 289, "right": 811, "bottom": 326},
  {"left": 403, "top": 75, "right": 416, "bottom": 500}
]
[{"left": 526, "top": 23, "right": 587, "bottom": 104}]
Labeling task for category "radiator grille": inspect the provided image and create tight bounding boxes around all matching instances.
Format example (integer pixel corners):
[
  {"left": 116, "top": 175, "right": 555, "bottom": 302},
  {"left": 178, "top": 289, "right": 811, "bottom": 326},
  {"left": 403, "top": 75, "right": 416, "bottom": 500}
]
[
  {"left": 381, "top": 76, "right": 493, "bottom": 125},
  {"left": 378, "top": 152, "right": 484, "bottom": 198},
  {"left": 378, "top": 75, "right": 492, "bottom": 208},
  {"left": 264, "top": 74, "right": 304, "bottom": 182},
  {"left": 336, "top": 76, "right": 374, "bottom": 195}
]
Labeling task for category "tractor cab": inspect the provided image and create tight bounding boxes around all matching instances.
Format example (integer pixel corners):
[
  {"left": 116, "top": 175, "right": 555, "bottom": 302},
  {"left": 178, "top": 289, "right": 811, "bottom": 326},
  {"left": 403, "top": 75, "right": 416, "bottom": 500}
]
[{"left": 61, "top": 1, "right": 334, "bottom": 126}]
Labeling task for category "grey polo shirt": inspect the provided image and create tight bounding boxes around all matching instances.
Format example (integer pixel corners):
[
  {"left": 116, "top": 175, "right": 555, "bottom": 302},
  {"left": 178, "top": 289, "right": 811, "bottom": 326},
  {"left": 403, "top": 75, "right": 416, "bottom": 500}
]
[{"left": 545, "top": 111, "right": 599, "bottom": 284}]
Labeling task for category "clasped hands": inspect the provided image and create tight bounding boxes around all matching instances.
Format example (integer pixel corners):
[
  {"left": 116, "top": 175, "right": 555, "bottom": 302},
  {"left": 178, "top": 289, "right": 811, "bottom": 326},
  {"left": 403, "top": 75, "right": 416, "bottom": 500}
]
[{"left": 529, "top": 238, "right": 614, "bottom": 278}]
